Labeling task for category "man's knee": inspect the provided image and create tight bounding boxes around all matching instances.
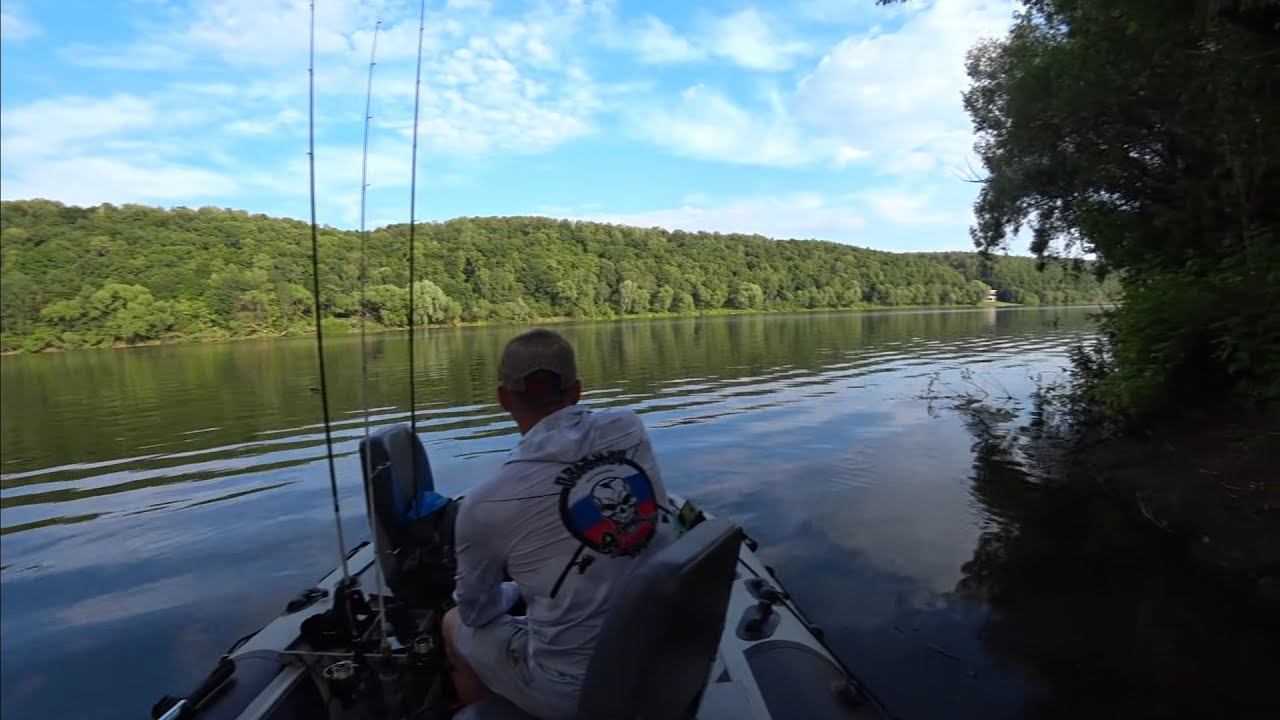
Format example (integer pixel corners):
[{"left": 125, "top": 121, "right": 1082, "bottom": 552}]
[{"left": 442, "top": 607, "right": 461, "bottom": 653}]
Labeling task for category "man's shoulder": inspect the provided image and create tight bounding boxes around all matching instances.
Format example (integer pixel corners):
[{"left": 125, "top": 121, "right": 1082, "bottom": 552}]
[
  {"left": 456, "top": 460, "right": 561, "bottom": 545},
  {"left": 594, "top": 406, "right": 641, "bottom": 422},
  {"left": 461, "top": 465, "right": 522, "bottom": 505},
  {"left": 455, "top": 472, "right": 513, "bottom": 538},
  {"left": 588, "top": 406, "right": 647, "bottom": 437},
  {"left": 459, "top": 457, "right": 555, "bottom": 513}
]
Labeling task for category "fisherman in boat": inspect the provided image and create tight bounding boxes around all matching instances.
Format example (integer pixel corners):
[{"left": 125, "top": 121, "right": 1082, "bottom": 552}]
[{"left": 442, "top": 328, "right": 672, "bottom": 719}]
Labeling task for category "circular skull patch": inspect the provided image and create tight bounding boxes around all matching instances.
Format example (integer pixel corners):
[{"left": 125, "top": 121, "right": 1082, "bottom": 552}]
[{"left": 556, "top": 453, "right": 657, "bottom": 556}]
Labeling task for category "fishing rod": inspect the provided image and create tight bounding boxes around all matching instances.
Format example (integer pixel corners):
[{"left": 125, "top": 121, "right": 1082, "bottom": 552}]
[
  {"left": 307, "top": 0, "right": 352, "bottom": 585},
  {"left": 356, "top": 19, "right": 392, "bottom": 654},
  {"left": 406, "top": 0, "right": 426, "bottom": 437}
]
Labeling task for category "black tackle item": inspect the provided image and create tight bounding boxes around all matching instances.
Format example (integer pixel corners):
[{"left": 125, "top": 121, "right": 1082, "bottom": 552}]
[
  {"left": 737, "top": 599, "right": 781, "bottom": 641},
  {"left": 299, "top": 582, "right": 376, "bottom": 651},
  {"left": 285, "top": 587, "right": 329, "bottom": 614},
  {"left": 678, "top": 499, "right": 706, "bottom": 531},
  {"left": 396, "top": 496, "right": 459, "bottom": 609}
]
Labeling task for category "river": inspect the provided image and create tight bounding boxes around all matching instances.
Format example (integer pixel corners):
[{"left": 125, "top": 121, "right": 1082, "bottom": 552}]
[{"left": 2, "top": 307, "right": 1276, "bottom": 719}]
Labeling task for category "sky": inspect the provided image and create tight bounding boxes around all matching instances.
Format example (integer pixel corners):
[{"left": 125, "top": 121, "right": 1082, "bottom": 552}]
[{"left": 0, "top": 0, "right": 1017, "bottom": 252}]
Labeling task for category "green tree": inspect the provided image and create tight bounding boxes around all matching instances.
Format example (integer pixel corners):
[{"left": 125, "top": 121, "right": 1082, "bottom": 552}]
[
  {"left": 412, "top": 280, "right": 462, "bottom": 325},
  {"left": 652, "top": 286, "right": 676, "bottom": 313},
  {"left": 364, "top": 284, "right": 409, "bottom": 327},
  {"left": 39, "top": 297, "right": 87, "bottom": 339},
  {"left": 1, "top": 271, "right": 38, "bottom": 337},
  {"left": 616, "top": 279, "right": 648, "bottom": 314},
  {"left": 0, "top": 201, "right": 1121, "bottom": 351},
  {"left": 964, "top": 0, "right": 1280, "bottom": 413},
  {"left": 729, "top": 282, "right": 765, "bottom": 310},
  {"left": 967, "top": 280, "right": 993, "bottom": 305},
  {"left": 65, "top": 283, "right": 178, "bottom": 344},
  {"left": 671, "top": 290, "right": 696, "bottom": 314}
]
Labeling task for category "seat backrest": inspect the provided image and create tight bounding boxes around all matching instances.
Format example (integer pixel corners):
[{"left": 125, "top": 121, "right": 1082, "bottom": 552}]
[
  {"left": 358, "top": 424, "right": 437, "bottom": 595},
  {"left": 576, "top": 517, "right": 742, "bottom": 720}
]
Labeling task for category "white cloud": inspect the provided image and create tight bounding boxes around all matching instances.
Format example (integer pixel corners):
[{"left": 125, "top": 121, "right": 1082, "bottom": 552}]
[
  {"left": 835, "top": 145, "right": 871, "bottom": 166},
  {"left": 225, "top": 109, "right": 305, "bottom": 137},
  {"left": 799, "top": 0, "right": 910, "bottom": 23},
  {"left": 576, "top": 192, "right": 865, "bottom": 242},
  {"left": 857, "top": 188, "right": 965, "bottom": 225},
  {"left": 179, "top": 0, "right": 362, "bottom": 68},
  {"left": 0, "top": 94, "right": 159, "bottom": 160},
  {"left": 2, "top": 156, "right": 239, "bottom": 206},
  {"left": 320, "top": 139, "right": 439, "bottom": 224},
  {"left": 1, "top": 0, "right": 607, "bottom": 221},
  {"left": 0, "top": 93, "right": 240, "bottom": 207},
  {"left": 59, "top": 42, "right": 190, "bottom": 70},
  {"left": 616, "top": 2, "right": 1008, "bottom": 174},
  {"left": 796, "top": 0, "right": 1016, "bottom": 176},
  {"left": 1, "top": 0, "right": 1009, "bottom": 248},
  {"left": 0, "top": 3, "right": 41, "bottom": 42},
  {"left": 632, "top": 84, "right": 834, "bottom": 168},
  {"left": 606, "top": 8, "right": 806, "bottom": 71},
  {"left": 708, "top": 9, "right": 810, "bottom": 71},
  {"left": 632, "top": 15, "right": 702, "bottom": 64},
  {"left": 446, "top": 0, "right": 492, "bottom": 11},
  {"left": 395, "top": 45, "right": 599, "bottom": 156},
  {"left": 68, "top": 0, "right": 602, "bottom": 159}
]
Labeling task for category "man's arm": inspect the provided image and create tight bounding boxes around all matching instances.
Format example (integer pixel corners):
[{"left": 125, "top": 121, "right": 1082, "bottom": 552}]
[
  {"left": 453, "top": 500, "right": 520, "bottom": 628},
  {"left": 630, "top": 415, "right": 670, "bottom": 510}
]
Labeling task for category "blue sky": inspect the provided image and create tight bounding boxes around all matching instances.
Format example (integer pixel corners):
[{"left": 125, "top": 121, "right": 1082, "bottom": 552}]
[{"left": 0, "top": 0, "right": 1016, "bottom": 251}]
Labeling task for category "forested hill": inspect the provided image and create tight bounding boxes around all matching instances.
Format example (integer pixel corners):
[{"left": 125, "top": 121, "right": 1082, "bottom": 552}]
[
  {"left": 914, "top": 252, "right": 1117, "bottom": 307},
  {"left": 0, "top": 200, "right": 1119, "bottom": 351}
]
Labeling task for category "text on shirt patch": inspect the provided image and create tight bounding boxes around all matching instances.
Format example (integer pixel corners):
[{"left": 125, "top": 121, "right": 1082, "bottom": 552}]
[{"left": 555, "top": 451, "right": 657, "bottom": 557}]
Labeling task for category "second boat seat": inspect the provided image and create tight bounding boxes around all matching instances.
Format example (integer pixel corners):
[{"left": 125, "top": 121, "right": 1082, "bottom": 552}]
[
  {"left": 463, "top": 517, "right": 742, "bottom": 720},
  {"left": 358, "top": 423, "right": 454, "bottom": 608}
]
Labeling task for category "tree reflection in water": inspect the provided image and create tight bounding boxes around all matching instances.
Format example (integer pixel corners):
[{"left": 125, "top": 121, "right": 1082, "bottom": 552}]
[{"left": 956, "top": 404, "right": 1280, "bottom": 719}]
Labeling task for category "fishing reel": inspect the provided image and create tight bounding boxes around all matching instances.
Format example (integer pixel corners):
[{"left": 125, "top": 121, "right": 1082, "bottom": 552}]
[
  {"left": 322, "top": 659, "right": 366, "bottom": 709},
  {"left": 299, "top": 579, "right": 378, "bottom": 651}
]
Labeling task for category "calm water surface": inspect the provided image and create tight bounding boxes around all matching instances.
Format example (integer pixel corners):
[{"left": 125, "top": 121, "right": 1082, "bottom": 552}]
[{"left": 3, "top": 308, "right": 1277, "bottom": 719}]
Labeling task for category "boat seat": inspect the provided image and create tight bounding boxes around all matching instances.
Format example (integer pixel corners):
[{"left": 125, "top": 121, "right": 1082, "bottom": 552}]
[
  {"left": 578, "top": 517, "right": 742, "bottom": 718},
  {"left": 463, "top": 517, "right": 742, "bottom": 720},
  {"left": 358, "top": 423, "right": 451, "bottom": 606}
]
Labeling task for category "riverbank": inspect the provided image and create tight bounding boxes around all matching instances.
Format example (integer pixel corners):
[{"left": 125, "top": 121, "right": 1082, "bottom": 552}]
[
  {"left": 1, "top": 300, "right": 1035, "bottom": 355},
  {"left": 952, "top": 370, "right": 1279, "bottom": 613}
]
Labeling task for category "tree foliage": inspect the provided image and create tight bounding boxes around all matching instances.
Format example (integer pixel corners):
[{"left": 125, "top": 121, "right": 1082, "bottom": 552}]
[
  {"left": 965, "top": 0, "right": 1280, "bottom": 414},
  {"left": 0, "top": 201, "right": 1115, "bottom": 351},
  {"left": 920, "top": 252, "right": 1120, "bottom": 306}
]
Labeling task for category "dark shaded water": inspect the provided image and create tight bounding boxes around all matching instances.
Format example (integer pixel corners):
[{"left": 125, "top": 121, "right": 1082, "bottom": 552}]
[{"left": 2, "top": 308, "right": 1277, "bottom": 719}]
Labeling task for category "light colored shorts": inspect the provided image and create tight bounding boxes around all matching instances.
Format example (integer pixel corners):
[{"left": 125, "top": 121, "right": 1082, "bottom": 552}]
[{"left": 451, "top": 615, "right": 580, "bottom": 720}]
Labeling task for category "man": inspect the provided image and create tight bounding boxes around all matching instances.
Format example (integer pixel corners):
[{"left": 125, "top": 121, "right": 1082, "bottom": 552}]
[{"left": 443, "top": 328, "right": 671, "bottom": 719}]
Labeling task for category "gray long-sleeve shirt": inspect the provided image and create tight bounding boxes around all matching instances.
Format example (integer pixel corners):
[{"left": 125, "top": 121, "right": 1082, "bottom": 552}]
[{"left": 453, "top": 405, "right": 672, "bottom": 683}]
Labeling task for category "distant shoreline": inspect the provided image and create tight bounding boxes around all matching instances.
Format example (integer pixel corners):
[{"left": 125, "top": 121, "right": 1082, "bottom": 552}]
[
  {"left": 0, "top": 301, "right": 1113, "bottom": 356},
  {"left": 0, "top": 202, "right": 1121, "bottom": 355}
]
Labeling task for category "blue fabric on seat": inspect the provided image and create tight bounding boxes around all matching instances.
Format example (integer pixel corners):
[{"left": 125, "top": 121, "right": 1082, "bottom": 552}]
[{"left": 410, "top": 489, "right": 449, "bottom": 521}]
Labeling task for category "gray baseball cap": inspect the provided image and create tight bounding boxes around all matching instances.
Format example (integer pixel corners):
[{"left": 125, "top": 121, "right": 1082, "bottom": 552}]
[{"left": 498, "top": 328, "right": 578, "bottom": 392}]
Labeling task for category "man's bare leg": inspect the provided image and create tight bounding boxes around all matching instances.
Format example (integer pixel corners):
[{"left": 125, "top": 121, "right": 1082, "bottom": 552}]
[{"left": 442, "top": 607, "right": 492, "bottom": 705}]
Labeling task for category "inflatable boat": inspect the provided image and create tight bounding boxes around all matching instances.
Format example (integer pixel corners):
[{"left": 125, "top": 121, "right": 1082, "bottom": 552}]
[{"left": 152, "top": 425, "right": 890, "bottom": 720}]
